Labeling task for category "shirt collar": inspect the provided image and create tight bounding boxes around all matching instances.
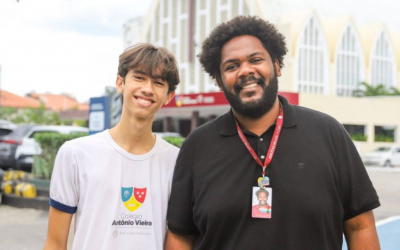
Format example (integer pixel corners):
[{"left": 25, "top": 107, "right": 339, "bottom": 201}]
[{"left": 219, "top": 95, "right": 297, "bottom": 136}]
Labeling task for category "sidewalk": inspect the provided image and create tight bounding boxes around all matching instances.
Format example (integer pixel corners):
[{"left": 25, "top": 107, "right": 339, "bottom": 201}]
[
  {"left": 0, "top": 206, "right": 48, "bottom": 250},
  {"left": 0, "top": 167, "right": 398, "bottom": 249},
  {"left": 366, "top": 166, "right": 400, "bottom": 222}
]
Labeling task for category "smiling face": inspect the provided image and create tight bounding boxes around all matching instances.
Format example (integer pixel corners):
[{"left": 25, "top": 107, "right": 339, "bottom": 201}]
[
  {"left": 116, "top": 69, "right": 175, "bottom": 121},
  {"left": 218, "top": 35, "right": 281, "bottom": 119},
  {"left": 258, "top": 192, "right": 268, "bottom": 206}
]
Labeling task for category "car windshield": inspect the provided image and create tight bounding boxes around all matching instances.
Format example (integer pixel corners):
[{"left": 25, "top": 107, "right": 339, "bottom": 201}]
[
  {"left": 5, "top": 125, "right": 35, "bottom": 139},
  {"left": 0, "top": 128, "right": 13, "bottom": 137},
  {"left": 373, "top": 147, "right": 391, "bottom": 152}
]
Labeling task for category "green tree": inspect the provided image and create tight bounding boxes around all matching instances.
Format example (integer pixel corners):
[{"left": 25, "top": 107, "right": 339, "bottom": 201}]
[
  {"left": 0, "top": 105, "right": 60, "bottom": 125},
  {"left": 355, "top": 82, "right": 400, "bottom": 97},
  {"left": 389, "top": 87, "right": 400, "bottom": 95},
  {"left": 0, "top": 107, "right": 17, "bottom": 119}
]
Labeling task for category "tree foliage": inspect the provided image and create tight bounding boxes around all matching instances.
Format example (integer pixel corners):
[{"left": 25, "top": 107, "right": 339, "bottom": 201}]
[
  {"left": 33, "top": 132, "right": 88, "bottom": 179},
  {"left": 354, "top": 82, "right": 400, "bottom": 97},
  {"left": 0, "top": 105, "right": 61, "bottom": 125}
]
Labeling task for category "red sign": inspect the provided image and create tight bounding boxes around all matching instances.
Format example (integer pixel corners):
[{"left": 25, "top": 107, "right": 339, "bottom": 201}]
[{"left": 163, "top": 91, "right": 298, "bottom": 108}]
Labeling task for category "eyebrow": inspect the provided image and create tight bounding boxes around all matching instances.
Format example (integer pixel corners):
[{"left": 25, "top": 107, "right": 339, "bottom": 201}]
[
  {"left": 221, "top": 52, "right": 264, "bottom": 68},
  {"left": 133, "top": 70, "right": 163, "bottom": 80},
  {"left": 221, "top": 59, "right": 239, "bottom": 68},
  {"left": 247, "top": 52, "right": 263, "bottom": 58}
]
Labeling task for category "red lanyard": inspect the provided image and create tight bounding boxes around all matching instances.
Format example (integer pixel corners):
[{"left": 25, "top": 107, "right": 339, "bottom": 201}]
[{"left": 235, "top": 107, "right": 284, "bottom": 177}]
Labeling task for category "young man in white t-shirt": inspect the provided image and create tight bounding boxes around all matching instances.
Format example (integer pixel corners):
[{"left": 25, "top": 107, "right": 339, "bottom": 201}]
[{"left": 44, "top": 43, "right": 180, "bottom": 250}]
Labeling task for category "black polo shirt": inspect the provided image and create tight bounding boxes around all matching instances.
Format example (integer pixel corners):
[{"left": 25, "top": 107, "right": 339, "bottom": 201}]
[{"left": 167, "top": 96, "right": 380, "bottom": 250}]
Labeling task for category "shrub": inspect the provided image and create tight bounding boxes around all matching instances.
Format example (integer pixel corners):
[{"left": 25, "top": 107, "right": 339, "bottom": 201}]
[
  {"left": 350, "top": 133, "right": 367, "bottom": 142},
  {"left": 374, "top": 134, "right": 394, "bottom": 142},
  {"left": 33, "top": 132, "right": 88, "bottom": 179},
  {"left": 162, "top": 136, "right": 185, "bottom": 148}
]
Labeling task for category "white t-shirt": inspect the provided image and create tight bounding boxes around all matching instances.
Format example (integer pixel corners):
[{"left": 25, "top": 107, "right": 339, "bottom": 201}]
[{"left": 49, "top": 130, "right": 179, "bottom": 250}]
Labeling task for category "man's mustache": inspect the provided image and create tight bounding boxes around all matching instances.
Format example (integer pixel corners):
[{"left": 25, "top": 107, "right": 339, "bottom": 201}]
[{"left": 234, "top": 75, "right": 266, "bottom": 92}]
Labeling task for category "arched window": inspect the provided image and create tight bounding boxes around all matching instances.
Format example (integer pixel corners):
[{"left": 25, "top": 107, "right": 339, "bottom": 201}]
[
  {"left": 335, "top": 24, "right": 364, "bottom": 96},
  {"left": 296, "top": 16, "right": 329, "bottom": 94},
  {"left": 370, "top": 30, "right": 396, "bottom": 88}
]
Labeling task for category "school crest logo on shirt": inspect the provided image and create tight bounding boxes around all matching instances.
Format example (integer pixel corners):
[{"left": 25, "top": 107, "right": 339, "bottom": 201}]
[{"left": 121, "top": 187, "right": 147, "bottom": 212}]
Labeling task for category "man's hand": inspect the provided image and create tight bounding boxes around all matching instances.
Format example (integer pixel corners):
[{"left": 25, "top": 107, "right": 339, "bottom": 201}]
[
  {"left": 343, "top": 210, "right": 380, "bottom": 250},
  {"left": 165, "top": 230, "right": 195, "bottom": 250},
  {"left": 43, "top": 207, "right": 73, "bottom": 250}
]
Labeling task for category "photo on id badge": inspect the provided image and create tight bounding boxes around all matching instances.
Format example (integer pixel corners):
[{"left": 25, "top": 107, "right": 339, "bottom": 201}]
[{"left": 252, "top": 187, "right": 272, "bottom": 219}]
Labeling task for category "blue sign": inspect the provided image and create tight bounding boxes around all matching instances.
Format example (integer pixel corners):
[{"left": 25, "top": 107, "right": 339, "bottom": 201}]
[
  {"left": 109, "top": 88, "right": 122, "bottom": 128},
  {"left": 89, "top": 96, "right": 110, "bottom": 135}
]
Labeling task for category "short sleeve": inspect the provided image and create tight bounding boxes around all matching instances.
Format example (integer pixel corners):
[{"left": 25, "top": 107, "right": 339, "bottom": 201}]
[
  {"left": 336, "top": 125, "right": 380, "bottom": 220},
  {"left": 49, "top": 142, "right": 79, "bottom": 214},
  {"left": 167, "top": 141, "right": 199, "bottom": 236}
]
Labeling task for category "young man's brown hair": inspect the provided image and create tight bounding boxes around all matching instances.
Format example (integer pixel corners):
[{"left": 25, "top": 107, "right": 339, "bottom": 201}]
[{"left": 118, "top": 43, "right": 180, "bottom": 93}]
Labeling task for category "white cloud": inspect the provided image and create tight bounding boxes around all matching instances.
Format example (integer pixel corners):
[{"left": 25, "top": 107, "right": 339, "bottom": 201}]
[{"left": 0, "top": 0, "right": 151, "bottom": 103}]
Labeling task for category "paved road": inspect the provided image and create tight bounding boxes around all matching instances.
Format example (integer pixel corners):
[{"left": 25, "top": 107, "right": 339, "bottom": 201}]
[
  {"left": 366, "top": 167, "right": 400, "bottom": 222},
  {"left": 0, "top": 167, "right": 399, "bottom": 250},
  {"left": 0, "top": 206, "right": 48, "bottom": 250}
]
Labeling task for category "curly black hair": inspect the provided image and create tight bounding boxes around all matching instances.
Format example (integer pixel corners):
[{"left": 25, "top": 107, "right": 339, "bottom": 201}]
[
  {"left": 256, "top": 188, "right": 269, "bottom": 198},
  {"left": 198, "top": 16, "right": 287, "bottom": 84}
]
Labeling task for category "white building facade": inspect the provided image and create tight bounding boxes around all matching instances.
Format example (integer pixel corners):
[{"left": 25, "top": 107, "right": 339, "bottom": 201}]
[{"left": 124, "top": 0, "right": 400, "bottom": 152}]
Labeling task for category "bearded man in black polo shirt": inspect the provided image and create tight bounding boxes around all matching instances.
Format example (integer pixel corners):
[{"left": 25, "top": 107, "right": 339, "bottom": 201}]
[{"left": 166, "top": 16, "right": 380, "bottom": 250}]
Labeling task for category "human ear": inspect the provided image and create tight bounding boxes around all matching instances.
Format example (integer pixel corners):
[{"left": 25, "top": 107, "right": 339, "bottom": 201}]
[
  {"left": 164, "top": 91, "right": 175, "bottom": 105},
  {"left": 116, "top": 75, "right": 124, "bottom": 93},
  {"left": 216, "top": 77, "right": 223, "bottom": 91},
  {"left": 274, "top": 59, "right": 282, "bottom": 77}
]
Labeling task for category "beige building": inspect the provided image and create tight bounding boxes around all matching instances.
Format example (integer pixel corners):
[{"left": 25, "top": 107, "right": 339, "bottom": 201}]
[{"left": 124, "top": 0, "right": 400, "bottom": 153}]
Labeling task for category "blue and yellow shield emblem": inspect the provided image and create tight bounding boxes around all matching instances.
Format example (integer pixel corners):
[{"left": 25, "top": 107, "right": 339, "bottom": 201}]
[{"left": 121, "top": 187, "right": 147, "bottom": 212}]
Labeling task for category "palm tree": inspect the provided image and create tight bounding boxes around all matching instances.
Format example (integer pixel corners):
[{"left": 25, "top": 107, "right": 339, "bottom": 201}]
[
  {"left": 389, "top": 87, "right": 400, "bottom": 95},
  {"left": 354, "top": 82, "right": 400, "bottom": 97}
]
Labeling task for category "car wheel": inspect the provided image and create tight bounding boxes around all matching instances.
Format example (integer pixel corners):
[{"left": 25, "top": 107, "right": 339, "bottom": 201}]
[{"left": 383, "top": 160, "right": 392, "bottom": 168}]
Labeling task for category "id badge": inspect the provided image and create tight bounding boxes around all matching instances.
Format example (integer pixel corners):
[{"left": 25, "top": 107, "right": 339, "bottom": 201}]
[
  {"left": 257, "top": 176, "right": 270, "bottom": 187},
  {"left": 251, "top": 186, "right": 272, "bottom": 219}
]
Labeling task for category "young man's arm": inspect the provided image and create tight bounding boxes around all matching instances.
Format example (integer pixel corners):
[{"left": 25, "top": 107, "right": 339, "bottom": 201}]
[
  {"left": 165, "top": 230, "right": 195, "bottom": 250},
  {"left": 43, "top": 207, "right": 73, "bottom": 250},
  {"left": 343, "top": 210, "right": 380, "bottom": 250}
]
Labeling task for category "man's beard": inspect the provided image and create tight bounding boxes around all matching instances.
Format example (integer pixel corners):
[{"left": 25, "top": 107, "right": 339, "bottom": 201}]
[{"left": 221, "top": 71, "right": 278, "bottom": 119}]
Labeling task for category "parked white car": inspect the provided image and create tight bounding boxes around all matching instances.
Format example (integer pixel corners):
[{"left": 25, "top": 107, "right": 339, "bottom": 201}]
[
  {"left": 362, "top": 145, "right": 400, "bottom": 167},
  {"left": 352, "top": 141, "right": 362, "bottom": 157},
  {"left": 15, "top": 125, "right": 88, "bottom": 170}
]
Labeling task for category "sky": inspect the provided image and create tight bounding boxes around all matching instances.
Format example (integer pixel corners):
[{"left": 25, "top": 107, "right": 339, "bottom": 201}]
[{"left": 0, "top": 0, "right": 151, "bottom": 103}]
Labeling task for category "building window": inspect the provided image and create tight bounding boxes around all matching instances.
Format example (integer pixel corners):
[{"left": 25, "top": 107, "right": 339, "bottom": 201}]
[
  {"left": 172, "top": 3, "right": 177, "bottom": 38},
  {"left": 375, "top": 126, "right": 396, "bottom": 142},
  {"left": 181, "top": 0, "right": 187, "bottom": 14},
  {"left": 220, "top": 10, "right": 228, "bottom": 22},
  {"left": 335, "top": 25, "right": 364, "bottom": 97},
  {"left": 243, "top": 1, "right": 250, "bottom": 15},
  {"left": 200, "top": 0, "right": 207, "bottom": 9},
  {"left": 152, "top": 120, "right": 164, "bottom": 132},
  {"left": 344, "top": 124, "right": 367, "bottom": 141},
  {"left": 370, "top": 30, "right": 396, "bottom": 88},
  {"left": 180, "top": 20, "right": 187, "bottom": 62},
  {"left": 176, "top": 67, "right": 186, "bottom": 94},
  {"left": 232, "top": 0, "right": 239, "bottom": 16},
  {"left": 163, "top": 23, "right": 169, "bottom": 47},
  {"left": 163, "top": 0, "right": 169, "bottom": 18},
  {"left": 296, "top": 17, "right": 328, "bottom": 94}
]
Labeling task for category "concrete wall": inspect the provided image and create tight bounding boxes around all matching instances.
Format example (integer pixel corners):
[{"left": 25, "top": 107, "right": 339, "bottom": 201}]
[{"left": 299, "top": 93, "right": 400, "bottom": 153}]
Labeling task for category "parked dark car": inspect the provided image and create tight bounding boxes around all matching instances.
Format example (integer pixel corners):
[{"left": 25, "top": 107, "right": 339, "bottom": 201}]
[
  {"left": 0, "top": 119, "right": 16, "bottom": 137},
  {"left": 0, "top": 125, "right": 36, "bottom": 170}
]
